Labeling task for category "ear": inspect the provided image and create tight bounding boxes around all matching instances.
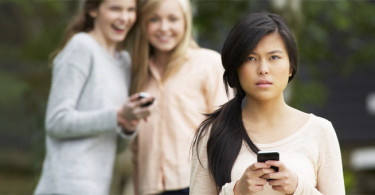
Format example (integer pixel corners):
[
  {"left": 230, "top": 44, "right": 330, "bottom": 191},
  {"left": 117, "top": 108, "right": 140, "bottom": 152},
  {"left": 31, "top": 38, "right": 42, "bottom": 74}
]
[
  {"left": 289, "top": 67, "right": 293, "bottom": 77},
  {"left": 89, "top": 9, "right": 98, "bottom": 18}
]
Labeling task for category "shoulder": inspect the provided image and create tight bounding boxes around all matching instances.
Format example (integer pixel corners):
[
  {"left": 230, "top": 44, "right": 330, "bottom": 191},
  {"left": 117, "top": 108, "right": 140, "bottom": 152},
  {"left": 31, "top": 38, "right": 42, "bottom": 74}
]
[
  {"left": 188, "top": 47, "right": 222, "bottom": 70},
  {"left": 310, "top": 114, "right": 334, "bottom": 130},
  {"left": 65, "top": 32, "right": 96, "bottom": 52},
  {"left": 308, "top": 114, "right": 338, "bottom": 139},
  {"left": 53, "top": 33, "right": 94, "bottom": 72},
  {"left": 190, "top": 47, "right": 221, "bottom": 61},
  {"left": 56, "top": 33, "right": 95, "bottom": 59}
]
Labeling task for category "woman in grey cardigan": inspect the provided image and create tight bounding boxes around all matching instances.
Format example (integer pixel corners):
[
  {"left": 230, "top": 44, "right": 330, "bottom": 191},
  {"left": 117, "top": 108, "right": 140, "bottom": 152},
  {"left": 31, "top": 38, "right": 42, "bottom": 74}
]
[{"left": 34, "top": 0, "right": 154, "bottom": 194}]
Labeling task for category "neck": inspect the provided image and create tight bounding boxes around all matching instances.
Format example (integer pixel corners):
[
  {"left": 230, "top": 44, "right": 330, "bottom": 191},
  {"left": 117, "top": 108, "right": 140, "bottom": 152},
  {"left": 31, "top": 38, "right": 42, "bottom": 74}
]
[
  {"left": 242, "top": 95, "right": 291, "bottom": 124},
  {"left": 153, "top": 50, "right": 171, "bottom": 65},
  {"left": 89, "top": 30, "right": 117, "bottom": 57},
  {"left": 151, "top": 50, "right": 171, "bottom": 75}
]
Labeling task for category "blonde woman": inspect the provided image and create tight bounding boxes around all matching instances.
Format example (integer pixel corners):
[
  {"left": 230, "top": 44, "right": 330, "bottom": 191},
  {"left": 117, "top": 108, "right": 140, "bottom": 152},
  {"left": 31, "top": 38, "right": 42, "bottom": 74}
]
[{"left": 128, "top": 0, "right": 229, "bottom": 194}]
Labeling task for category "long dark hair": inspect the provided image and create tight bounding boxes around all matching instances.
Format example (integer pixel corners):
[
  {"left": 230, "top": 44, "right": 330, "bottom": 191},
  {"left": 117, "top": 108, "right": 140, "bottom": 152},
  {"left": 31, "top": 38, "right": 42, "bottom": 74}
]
[{"left": 193, "top": 12, "right": 298, "bottom": 189}]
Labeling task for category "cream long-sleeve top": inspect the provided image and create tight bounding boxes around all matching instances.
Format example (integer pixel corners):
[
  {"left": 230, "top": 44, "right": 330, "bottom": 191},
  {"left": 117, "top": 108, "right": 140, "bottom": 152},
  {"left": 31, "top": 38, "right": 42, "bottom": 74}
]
[
  {"left": 34, "top": 32, "right": 131, "bottom": 195},
  {"left": 190, "top": 114, "right": 345, "bottom": 195},
  {"left": 131, "top": 48, "right": 229, "bottom": 195}
]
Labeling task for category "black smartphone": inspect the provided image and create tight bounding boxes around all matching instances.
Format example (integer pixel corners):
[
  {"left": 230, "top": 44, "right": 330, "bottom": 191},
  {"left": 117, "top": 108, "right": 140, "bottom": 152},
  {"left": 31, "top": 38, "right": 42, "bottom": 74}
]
[
  {"left": 257, "top": 151, "right": 279, "bottom": 172},
  {"left": 138, "top": 92, "right": 154, "bottom": 107}
]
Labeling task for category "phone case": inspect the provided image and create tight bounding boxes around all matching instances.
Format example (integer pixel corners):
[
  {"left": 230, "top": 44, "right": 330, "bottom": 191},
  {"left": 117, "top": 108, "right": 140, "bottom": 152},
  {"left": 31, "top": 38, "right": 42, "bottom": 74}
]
[{"left": 257, "top": 151, "right": 279, "bottom": 172}]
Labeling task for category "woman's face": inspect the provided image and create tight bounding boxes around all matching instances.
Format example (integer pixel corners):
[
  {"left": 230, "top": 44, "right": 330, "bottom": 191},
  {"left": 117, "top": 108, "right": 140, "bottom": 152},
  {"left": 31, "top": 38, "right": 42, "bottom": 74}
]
[
  {"left": 90, "top": 0, "right": 136, "bottom": 45},
  {"left": 237, "top": 32, "right": 292, "bottom": 102},
  {"left": 146, "top": 0, "right": 186, "bottom": 54}
]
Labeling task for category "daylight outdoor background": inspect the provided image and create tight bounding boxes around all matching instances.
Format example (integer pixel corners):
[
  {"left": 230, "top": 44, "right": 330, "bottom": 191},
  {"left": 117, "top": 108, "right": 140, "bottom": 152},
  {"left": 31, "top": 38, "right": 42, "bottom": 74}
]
[{"left": 1, "top": 0, "right": 375, "bottom": 194}]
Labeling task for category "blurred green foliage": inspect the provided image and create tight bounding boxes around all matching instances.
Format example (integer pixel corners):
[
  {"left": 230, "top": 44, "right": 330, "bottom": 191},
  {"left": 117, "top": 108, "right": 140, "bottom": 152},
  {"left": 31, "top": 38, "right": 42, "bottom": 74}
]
[
  {"left": 1, "top": 0, "right": 375, "bottom": 194},
  {"left": 0, "top": 70, "right": 29, "bottom": 107},
  {"left": 344, "top": 169, "right": 355, "bottom": 193},
  {"left": 0, "top": 0, "right": 77, "bottom": 193}
]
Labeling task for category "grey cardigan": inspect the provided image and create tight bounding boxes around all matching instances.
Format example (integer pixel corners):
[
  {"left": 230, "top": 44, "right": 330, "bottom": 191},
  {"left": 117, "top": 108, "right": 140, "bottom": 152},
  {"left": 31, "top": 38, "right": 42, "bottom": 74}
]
[{"left": 35, "top": 32, "right": 131, "bottom": 195}]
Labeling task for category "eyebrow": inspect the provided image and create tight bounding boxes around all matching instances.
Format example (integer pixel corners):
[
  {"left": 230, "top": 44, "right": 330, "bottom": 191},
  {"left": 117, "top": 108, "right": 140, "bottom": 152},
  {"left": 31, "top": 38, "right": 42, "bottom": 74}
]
[{"left": 250, "top": 50, "right": 284, "bottom": 55}]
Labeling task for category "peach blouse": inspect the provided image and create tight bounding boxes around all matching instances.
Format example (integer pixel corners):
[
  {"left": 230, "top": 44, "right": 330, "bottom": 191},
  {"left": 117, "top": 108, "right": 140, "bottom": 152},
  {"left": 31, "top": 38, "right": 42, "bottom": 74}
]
[{"left": 131, "top": 48, "right": 229, "bottom": 194}]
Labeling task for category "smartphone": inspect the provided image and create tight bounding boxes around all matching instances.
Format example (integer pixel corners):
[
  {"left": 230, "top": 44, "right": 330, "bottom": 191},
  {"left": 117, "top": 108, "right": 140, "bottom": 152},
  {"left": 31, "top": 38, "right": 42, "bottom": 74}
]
[
  {"left": 138, "top": 92, "right": 154, "bottom": 107},
  {"left": 257, "top": 151, "right": 279, "bottom": 172}
]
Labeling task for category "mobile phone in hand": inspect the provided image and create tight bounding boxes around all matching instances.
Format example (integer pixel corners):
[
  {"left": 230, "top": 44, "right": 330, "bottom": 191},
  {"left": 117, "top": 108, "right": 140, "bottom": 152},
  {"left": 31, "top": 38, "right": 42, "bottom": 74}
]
[
  {"left": 138, "top": 92, "right": 154, "bottom": 107},
  {"left": 257, "top": 151, "right": 279, "bottom": 172}
]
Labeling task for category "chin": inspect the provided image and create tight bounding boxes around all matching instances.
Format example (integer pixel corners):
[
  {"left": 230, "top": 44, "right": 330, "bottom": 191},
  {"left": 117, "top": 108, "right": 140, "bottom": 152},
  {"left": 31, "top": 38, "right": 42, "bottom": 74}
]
[
  {"left": 112, "top": 36, "right": 126, "bottom": 43},
  {"left": 156, "top": 45, "right": 176, "bottom": 52}
]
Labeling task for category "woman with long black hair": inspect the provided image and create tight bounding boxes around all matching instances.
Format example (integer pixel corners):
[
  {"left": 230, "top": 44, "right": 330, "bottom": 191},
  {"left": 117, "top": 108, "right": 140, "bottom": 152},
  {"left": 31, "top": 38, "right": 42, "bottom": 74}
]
[{"left": 190, "top": 12, "right": 345, "bottom": 195}]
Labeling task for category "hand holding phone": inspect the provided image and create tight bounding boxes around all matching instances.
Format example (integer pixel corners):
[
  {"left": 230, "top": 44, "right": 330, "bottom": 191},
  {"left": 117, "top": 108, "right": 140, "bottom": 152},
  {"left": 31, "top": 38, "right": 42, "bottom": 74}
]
[
  {"left": 138, "top": 92, "right": 154, "bottom": 107},
  {"left": 257, "top": 151, "right": 279, "bottom": 172}
]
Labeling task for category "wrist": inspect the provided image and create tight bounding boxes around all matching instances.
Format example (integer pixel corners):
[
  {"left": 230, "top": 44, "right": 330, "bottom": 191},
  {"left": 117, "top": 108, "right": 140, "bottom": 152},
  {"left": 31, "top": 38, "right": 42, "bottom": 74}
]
[
  {"left": 117, "top": 111, "right": 136, "bottom": 134},
  {"left": 234, "top": 180, "right": 238, "bottom": 195},
  {"left": 121, "top": 127, "right": 135, "bottom": 135}
]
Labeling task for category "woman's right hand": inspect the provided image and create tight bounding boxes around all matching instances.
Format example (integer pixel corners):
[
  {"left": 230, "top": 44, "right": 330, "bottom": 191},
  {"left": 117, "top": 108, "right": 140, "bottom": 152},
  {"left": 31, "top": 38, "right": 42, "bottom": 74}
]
[
  {"left": 117, "top": 93, "right": 154, "bottom": 133},
  {"left": 234, "top": 162, "right": 276, "bottom": 195}
]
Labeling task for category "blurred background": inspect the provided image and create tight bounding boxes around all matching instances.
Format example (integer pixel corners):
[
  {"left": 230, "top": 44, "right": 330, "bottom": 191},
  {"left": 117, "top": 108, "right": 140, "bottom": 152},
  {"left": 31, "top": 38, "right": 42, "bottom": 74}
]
[{"left": 1, "top": 0, "right": 375, "bottom": 194}]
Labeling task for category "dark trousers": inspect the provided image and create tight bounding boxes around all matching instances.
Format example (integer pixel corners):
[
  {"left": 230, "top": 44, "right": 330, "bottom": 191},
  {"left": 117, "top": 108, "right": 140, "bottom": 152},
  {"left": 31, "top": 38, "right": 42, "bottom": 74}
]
[{"left": 159, "top": 187, "right": 189, "bottom": 195}]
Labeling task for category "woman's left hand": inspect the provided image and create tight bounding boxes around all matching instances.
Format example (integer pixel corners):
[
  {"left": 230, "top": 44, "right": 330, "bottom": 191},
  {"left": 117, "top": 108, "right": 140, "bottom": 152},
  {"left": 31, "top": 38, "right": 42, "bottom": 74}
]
[{"left": 261, "top": 160, "right": 298, "bottom": 195}]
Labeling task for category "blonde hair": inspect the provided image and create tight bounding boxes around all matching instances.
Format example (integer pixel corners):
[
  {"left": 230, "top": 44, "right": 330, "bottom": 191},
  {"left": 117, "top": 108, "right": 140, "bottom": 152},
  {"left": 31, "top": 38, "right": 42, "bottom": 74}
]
[{"left": 129, "top": 0, "right": 198, "bottom": 94}]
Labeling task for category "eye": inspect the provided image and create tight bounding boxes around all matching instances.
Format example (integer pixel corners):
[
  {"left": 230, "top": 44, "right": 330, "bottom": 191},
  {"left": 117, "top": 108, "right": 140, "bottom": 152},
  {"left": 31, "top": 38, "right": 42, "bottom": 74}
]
[
  {"left": 127, "top": 7, "right": 136, "bottom": 12},
  {"left": 149, "top": 17, "right": 159, "bottom": 23},
  {"left": 270, "top": 56, "right": 280, "bottom": 60},
  {"left": 109, "top": 6, "right": 121, "bottom": 11},
  {"left": 247, "top": 56, "right": 256, "bottom": 61},
  {"left": 169, "top": 16, "right": 179, "bottom": 22}
]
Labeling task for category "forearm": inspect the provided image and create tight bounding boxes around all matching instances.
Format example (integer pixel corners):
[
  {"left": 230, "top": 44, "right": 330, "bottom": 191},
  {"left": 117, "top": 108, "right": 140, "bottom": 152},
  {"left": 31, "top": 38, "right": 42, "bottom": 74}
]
[
  {"left": 45, "top": 107, "right": 118, "bottom": 139},
  {"left": 293, "top": 177, "right": 323, "bottom": 195}
]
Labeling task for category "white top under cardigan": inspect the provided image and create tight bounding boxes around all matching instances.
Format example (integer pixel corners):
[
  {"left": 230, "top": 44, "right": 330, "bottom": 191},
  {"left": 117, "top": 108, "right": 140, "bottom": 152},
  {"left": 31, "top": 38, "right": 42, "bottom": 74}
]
[
  {"left": 190, "top": 114, "right": 345, "bottom": 195},
  {"left": 34, "top": 32, "right": 131, "bottom": 195}
]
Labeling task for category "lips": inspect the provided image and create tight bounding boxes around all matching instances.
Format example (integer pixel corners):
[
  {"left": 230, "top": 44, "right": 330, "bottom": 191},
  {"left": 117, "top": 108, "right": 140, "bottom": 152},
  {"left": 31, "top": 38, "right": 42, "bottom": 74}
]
[
  {"left": 112, "top": 24, "right": 126, "bottom": 32},
  {"left": 255, "top": 80, "right": 272, "bottom": 85},
  {"left": 256, "top": 80, "right": 273, "bottom": 87},
  {"left": 156, "top": 35, "right": 172, "bottom": 43}
]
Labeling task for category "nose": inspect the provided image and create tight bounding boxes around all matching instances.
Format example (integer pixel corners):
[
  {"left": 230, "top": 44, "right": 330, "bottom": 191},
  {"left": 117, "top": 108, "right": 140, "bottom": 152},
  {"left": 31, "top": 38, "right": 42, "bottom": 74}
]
[
  {"left": 120, "top": 11, "right": 130, "bottom": 22},
  {"left": 123, "top": 12, "right": 129, "bottom": 21},
  {"left": 258, "top": 59, "right": 269, "bottom": 75},
  {"left": 160, "top": 19, "right": 169, "bottom": 31}
]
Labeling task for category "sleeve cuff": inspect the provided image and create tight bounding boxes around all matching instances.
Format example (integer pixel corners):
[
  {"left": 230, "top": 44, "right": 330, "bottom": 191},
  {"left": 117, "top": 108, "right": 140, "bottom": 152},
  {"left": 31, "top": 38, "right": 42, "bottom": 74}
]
[
  {"left": 220, "top": 180, "right": 237, "bottom": 195},
  {"left": 116, "top": 125, "right": 139, "bottom": 139}
]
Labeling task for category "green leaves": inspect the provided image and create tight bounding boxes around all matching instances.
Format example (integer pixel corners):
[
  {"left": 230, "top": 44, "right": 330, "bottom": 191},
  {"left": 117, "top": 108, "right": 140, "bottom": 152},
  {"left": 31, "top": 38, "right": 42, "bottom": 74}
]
[{"left": 0, "top": 70, "right": 29, "bottom": 107}]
